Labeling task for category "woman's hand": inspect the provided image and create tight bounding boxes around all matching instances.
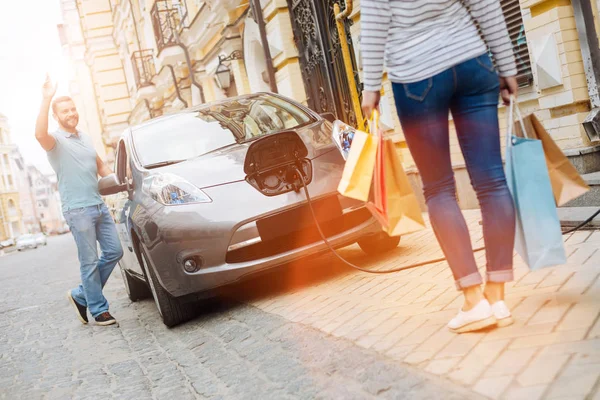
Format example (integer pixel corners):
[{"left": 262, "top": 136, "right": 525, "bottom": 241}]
[
  {"left": 499, "top": 76, "right": 518, "bottom": 106},
  {"left": 361, "top": 90, "right": 381, "bottom": 119}
]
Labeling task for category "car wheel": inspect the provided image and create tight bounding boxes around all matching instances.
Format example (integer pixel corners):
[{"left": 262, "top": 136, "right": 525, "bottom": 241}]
[
  {"left": 357, "top": 232, "right": 401, "bottom": 255},
  {"left": 120, "top": 264, "right": 151, "bottom": 302},
  {"left": 138, "top": 245, "right": 193, "bottom": 327}
]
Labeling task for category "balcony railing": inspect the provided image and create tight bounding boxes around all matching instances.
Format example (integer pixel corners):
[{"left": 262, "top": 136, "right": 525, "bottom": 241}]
[
  {"left": 151, "top": 0, "right": 189, "bottom": 53},
  {"left": 131, "top": 49, "right": 156, "bottom": 88}
]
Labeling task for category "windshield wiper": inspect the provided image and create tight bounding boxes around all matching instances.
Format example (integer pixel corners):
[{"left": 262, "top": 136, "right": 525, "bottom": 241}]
[{"left": 144, "top": 160, "right": 186, "bottom": 169}]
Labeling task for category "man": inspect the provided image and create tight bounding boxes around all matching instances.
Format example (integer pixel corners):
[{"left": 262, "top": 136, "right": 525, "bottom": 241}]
[{"left": 35, "top": 75, "right": 123, "bottom": 326}]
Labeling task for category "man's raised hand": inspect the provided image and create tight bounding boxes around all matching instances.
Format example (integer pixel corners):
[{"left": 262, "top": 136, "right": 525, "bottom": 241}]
[{"left": 42, "top": 74, "right": 58, "bottom": 100}]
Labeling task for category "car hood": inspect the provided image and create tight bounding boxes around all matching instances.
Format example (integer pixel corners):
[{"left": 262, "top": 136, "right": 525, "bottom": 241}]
[{"left": 153, "top": 121, "right": 337, "bottom": 189}]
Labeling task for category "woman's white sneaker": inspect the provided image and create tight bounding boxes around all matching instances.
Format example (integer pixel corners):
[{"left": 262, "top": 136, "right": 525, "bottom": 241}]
[
  {"left": 491, "top": 300, "right": 514, "bottom": 327},
  {"left": 448, "top": 299, "right": 497, "bottom": 333}
]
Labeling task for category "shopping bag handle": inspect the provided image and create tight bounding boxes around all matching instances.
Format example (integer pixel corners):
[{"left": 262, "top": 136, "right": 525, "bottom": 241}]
[
  {"left": 366, "top": 110, "right": 381, "bottom": 137},
  {"left": 506, "top": 95, "right": 529, "bottom": 149}
]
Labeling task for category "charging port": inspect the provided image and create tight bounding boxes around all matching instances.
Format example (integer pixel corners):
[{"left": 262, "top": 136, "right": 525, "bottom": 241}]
[{"left": 244, "top": 132, "right": 312, "bottom": 196}]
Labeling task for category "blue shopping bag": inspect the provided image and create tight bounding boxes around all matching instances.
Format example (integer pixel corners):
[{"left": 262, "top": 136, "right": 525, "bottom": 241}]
[{"left": 505, "top": 98, "right": 567, "bottom": 270}]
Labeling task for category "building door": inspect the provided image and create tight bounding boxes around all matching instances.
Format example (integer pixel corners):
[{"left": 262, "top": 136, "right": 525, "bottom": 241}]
[
  {"left": 287, "top": 0, "right": 361, "bottom": 127},
  {"left": 11, "top": 221, "right": 20, "bottom": 237}
]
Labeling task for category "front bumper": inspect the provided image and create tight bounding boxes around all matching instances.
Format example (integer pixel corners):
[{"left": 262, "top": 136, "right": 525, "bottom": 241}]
[
  {"left": 142, "top": 210, "right": 380, "bottom": 298},
  {"left": 137, "top": 148, "right": 384, "bottom": 298},
  {"left": 139, "top": 174, "right": 381, "bottom": 298}
]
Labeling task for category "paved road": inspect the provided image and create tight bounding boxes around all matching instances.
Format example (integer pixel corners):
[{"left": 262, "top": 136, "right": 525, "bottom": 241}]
[{"left": 0, "top": 234, "right": 478, "bottom": 399}]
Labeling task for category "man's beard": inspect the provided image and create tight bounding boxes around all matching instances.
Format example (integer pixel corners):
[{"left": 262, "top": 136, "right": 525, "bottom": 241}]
[{"left": 59, "top": 116, "right": 79, "bottom": 129}]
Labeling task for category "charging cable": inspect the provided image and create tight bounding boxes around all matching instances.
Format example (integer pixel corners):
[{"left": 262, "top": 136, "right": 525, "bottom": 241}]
[
  {"left": 563, "top": 208, "right": 600, "bottom": 234},
  {"left": 295, "top": 166, "right": 599, "bottom": 274}
]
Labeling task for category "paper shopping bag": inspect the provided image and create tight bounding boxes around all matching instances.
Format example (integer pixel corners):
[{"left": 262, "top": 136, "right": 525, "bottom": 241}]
[
  {"left": 337, "top": 121, "right": 378, "bottom": 201},
  {"left": 367, "top": 138, "right": 426, "bottom": 237},
  {"left": 366, "top": 122, "right": 388, "bottom": 229},
  {"left": 506, "top": 98, "right": 567, "bottom": 270},
  {"left": 513, "top": 113, "right": 589, "bottom": 206}
]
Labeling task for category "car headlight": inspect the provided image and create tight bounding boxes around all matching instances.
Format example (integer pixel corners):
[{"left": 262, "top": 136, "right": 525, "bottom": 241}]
[{"left": 143, "top": 173, "right": 212, "bottom": 205}]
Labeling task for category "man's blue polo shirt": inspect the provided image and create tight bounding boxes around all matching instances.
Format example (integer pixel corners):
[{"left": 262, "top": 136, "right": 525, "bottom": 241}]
[{"left": 47, "top": 130, "right": 103, "bottom": 212}]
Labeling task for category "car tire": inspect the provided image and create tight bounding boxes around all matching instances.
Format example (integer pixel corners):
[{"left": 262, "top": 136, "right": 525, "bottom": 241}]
[
  {"left": 357, "top": 232, "right": 401, "bottom": 255},
  {"left": 139, "top": 245, "right": 194, "bottom": 327},
  {"left": 120, "top": 264, "right": 151, "bottom": 302}
]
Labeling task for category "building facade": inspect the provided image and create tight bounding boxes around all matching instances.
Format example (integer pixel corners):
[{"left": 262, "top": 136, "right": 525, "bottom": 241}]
[
  {"left": 61, "top": 0, "right": 600, "bottom": 209},
  {"left": 10, "top": 149, "right": 65, "bottom": 236},
  {"left": 11, "top": 150, "right": 40, "bottom": 235},
  {"left": 0, "top": 114, "right": 24, "bottom": 240},
  {"left": 59, "top": 0, "right": 133, "bottom": 164},
  {"left": 28, "top": 167, "right": 65, "bottom": 234}
]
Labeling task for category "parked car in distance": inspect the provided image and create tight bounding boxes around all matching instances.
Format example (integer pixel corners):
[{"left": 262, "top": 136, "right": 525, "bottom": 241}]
[
  {"left": 34, "top": 233, "right": 48, "bottom": 246},
  {"left": 101, "top": 92, "right": 399, "bottom": 327},
  {"left": 0, "top": 238, "right": 15, "bottom": 249},
  {"left": 16, "top": 234, "right": 38, "bottom": 251}
]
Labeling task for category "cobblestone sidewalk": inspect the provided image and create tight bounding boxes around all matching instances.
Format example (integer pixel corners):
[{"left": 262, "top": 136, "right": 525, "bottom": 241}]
[
  {"left": 247, "top": 210, "right": 600, "bottom": 400},
  {"left": 0, "top": 235, "right": 479, "bottom": 400}
]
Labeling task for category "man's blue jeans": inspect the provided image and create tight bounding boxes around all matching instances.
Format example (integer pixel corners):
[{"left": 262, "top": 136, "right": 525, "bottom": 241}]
[
  {"left": 64, "top": 204, "right": 123, "bottom": 317},
  {"left": 392, "top": 54, "right": 516, "bottom": 290}
]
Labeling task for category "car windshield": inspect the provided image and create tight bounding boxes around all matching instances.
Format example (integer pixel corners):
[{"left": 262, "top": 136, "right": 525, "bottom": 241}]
[
  {"left": 132, "top": 94, "right": 315, "bottom": 167},
  {"left": 19, "top": 234, "right": 33, "bottom": 240}
]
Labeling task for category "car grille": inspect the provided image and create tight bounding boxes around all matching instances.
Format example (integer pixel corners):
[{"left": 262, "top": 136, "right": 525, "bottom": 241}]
[{"left": 226, "top": 206, "right": 371, "bottom": 263}]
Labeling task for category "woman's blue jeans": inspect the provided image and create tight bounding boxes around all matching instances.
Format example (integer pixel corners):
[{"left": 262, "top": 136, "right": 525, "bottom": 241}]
[{"left": 392, "top": 54, "right": 516, "bottom": 290}]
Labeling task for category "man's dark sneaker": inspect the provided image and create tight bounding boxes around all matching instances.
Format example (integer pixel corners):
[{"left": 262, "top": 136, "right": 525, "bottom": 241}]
[
  {"left": 95, "top": 312, "right": 117, "bottom": 326},
  {"left": 66, "top": 290, "right": 88, "bottom": 324}
]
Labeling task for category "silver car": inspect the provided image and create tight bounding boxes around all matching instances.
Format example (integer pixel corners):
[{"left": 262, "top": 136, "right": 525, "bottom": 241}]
[
  {"left": 34, "top": 233, "right": 48, "bottom": 246},
  {"left": 101, "top": 93, "right": 399, "bottom": 327},
  {"left": 16, "top": 234, "right": 38, "bottom": 251}
]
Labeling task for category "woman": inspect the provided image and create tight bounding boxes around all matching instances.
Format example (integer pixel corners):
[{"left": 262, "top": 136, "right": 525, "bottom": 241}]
[{"left": 361, "top": 0, "right": 518, "bottom": 333}]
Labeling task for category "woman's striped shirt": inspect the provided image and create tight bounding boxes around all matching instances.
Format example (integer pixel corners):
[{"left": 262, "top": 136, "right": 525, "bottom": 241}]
[{"left": 361, "top": 0, "right": 518, "bottom": 90}]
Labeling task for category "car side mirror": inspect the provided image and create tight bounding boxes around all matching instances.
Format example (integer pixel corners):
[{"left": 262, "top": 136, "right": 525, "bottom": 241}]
[
  {"left": 320, "top": 112, "right": 336, "bottom": 123},
  {"left": 98, "top": 173, "right": 127, "bottom": 196}
]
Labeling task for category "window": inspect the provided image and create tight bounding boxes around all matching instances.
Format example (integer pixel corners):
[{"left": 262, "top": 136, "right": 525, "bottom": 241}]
[
  {"left": 500, "top": 0, "right": 533, "bottom": 86},
  {"left": 242, "top": 100, "right": 308, "bottom": 140},
  {"left": 113, "top": 144, "right": 120, "bottom": 177},
  {"left": 7, "top": 199, "right": 17, "bottom": 217},
  {"left": 133, "top": 94, "right": 314, "bottom": 167},
  {"left": 116, "top": 140, "right": 129, "bottom": 184},
  {"left": 126, "top": 151, "right": 132, "bottom": 181}
]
